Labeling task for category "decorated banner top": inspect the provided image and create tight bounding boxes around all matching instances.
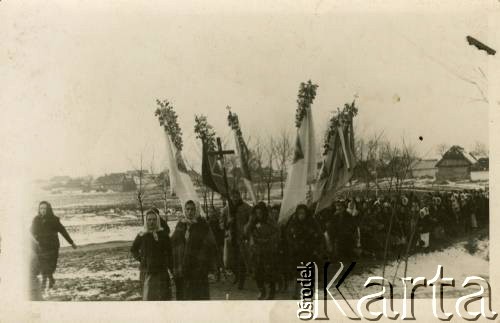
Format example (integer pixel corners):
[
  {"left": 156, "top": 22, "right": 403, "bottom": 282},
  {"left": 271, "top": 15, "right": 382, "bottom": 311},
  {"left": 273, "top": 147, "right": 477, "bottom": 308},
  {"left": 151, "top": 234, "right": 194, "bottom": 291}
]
[
  {"left": 227, "top": 107, "right": 253, "bottom": 182},
  {"left": 194, "top": 115, "right": 217, "bottom": 151},
  {"left": 227, "top": 108, "right": 246, "bottom": 153},
  {"left": 295, "top": 80, "right": 319, "bottom": 128},
  {"left": 322, "top": 100, "right": 358, "bottom": 156},
  {"left": 154, "top": 99, "right": 183, "bottom": 152}
]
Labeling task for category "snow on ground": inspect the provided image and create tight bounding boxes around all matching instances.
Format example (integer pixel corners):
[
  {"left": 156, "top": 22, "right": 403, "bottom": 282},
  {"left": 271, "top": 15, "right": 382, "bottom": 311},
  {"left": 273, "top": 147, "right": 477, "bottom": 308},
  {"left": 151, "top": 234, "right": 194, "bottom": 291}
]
[
  {"left": 340, "top": 235, "right": 489, "bottom": 300},
  {"left": 33, "top": 189, "right": 489, "bottom": 301},
  {"left": 62, "top": 220, "right": 179, "bottom": 247}
]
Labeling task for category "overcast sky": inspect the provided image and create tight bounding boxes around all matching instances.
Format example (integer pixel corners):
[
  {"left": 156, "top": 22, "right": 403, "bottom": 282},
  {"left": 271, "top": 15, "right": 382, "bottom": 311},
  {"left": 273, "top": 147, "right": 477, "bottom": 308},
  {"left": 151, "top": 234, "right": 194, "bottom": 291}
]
[{"left": 1, "top": 1, "right": 497, "bottom": 180}]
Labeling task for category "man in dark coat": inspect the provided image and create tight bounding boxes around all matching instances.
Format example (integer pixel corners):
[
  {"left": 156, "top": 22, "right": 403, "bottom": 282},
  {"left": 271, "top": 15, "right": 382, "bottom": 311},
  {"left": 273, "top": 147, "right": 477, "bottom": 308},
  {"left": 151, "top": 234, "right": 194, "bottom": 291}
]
[
  {"left": 131, "top": 209, "right": 173, "bottom": 301},
  {"left": 31, "top": 201, "right": 77, "bottom": 291},
  {"left": 221, "top": 189, "right": 252, "bottom": 289},
  {"left": 171, "top": 200, "right": 217, "bottom": 300}
]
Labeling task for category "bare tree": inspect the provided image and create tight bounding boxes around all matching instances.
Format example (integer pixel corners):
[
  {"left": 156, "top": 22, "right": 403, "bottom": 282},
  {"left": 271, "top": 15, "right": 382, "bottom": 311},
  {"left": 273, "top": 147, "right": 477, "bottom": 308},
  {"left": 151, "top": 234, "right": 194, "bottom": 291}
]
[
  {"left": 379, "top": 138, "right": 418, "bottom": 193},
  {"left": 248, "top": 137, "right": 265, "bottom": 200},
  {"left": 261, "top": 136, "right": 276, "bottom": 205},
  {"left": 152, "top": 170, "right": 171, "bottom": 216},
  {"left": 471, "top": 140, "right": 488, "bottom": 158},
  {"left": 436, "top": 143, "right": 450, "bottom": 157},
  {"left": 274, "top": 128, "right": 294, "bottom": 198},
  {"left": 354, "top": 131, "right": 384, "bottom": 193},
  {"left": 127, "top": 152, "right": 157, "bottom": 224},
  {"left": 136, "top": 154, "right": 147, "bottom": 224}
]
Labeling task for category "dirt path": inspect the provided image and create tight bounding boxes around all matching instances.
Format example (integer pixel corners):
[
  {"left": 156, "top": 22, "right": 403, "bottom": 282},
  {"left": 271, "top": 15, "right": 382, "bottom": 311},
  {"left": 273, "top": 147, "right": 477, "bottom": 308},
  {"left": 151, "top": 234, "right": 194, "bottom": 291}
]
[{"left": 43, "top": 230, "right": 488, "bottom": 301}]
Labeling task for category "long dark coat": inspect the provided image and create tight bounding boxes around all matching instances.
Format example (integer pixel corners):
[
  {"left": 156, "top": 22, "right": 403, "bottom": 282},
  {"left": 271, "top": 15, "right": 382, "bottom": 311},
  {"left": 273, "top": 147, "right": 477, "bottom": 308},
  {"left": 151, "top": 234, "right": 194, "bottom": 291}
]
[
  {"left": 221, "top": 201, "right": 252, "bottom": 270},
  {"left": 131, "top": 230, "right": 173, "bottom": 300},
  {"left": 330, "top": 210, "right": 359, "bottom": 260},
  {"left": 131, "top": 230, "right": 173, "bottom": 273},
  {"left": 246, "top": 219, "right": 279, "bottom": 284},
  {"left": 31, "top": 215, "right": 74, "bottom": 275},
  {"left": 171, "top": 218, "right": 217, "bottom": 300},
  {"left": 286, "top": 214, "right": 325, "bottom": 269}
]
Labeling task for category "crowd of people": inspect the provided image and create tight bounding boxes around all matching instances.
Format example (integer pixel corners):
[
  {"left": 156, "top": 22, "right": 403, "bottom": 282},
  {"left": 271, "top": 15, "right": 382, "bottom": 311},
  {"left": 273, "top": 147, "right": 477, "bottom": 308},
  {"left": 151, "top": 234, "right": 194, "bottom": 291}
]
[
  {"left": 206, "top": 188, "right": 489, "bottom": 300},
  {"left": 29, "top": 188, "right": 489, "bottom": 301}
]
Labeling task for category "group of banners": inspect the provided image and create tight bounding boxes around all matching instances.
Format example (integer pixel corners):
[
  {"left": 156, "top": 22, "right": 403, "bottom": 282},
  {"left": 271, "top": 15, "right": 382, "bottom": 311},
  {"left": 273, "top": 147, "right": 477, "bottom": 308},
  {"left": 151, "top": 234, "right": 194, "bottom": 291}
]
[{"left": 156, "top": 82, "right": 357, "bottom": 225}]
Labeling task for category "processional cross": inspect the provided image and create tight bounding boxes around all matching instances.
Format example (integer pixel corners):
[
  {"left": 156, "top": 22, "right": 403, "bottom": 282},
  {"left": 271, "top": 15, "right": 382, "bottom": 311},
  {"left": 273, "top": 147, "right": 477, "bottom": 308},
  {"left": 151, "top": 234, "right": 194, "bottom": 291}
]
[
  {"left": 208, "top": 137, "right": 235, "bottom": 195},
  {"left": 208, "top": 137, "right": 237, "bottom": 241}
]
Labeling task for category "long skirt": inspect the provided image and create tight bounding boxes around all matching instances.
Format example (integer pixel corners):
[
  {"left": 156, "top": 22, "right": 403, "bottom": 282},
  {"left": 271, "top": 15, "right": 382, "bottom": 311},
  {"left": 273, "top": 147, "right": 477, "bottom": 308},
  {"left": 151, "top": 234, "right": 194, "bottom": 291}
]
[
  {"left": 141, "top": 272, "right": 172, "bottom": 301},
  {"left": 184, "top": 269, "right": 210, "bottom": 300},
  {"left": 38, "top": 247, "right": 59, "bottom": 276}
]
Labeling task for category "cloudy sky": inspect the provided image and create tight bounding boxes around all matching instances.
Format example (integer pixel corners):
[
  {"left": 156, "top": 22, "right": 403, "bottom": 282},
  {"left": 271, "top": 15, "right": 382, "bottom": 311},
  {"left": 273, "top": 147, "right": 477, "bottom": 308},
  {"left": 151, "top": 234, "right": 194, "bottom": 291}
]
[{"left": 1, "top": 0, "right": 497, "bottom": 180}]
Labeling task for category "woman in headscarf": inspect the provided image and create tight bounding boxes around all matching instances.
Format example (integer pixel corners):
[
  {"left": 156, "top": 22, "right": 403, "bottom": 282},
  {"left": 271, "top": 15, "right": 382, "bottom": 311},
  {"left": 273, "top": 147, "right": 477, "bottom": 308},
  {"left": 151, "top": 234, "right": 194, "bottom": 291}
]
[
  {"left": 31, "top": 201, "right": 77, "bottom": 291},
  {"left": 150, "top": 206, "right": 171, "bottom": 235},
  {"left": 130, "top": 208, "right": 173, "bottom": 301},
  {"left": 171, "top": 200, "right": 217, "bottom": 300},
  {"left": 245, "top": 202, "right": 279, "bottom": 300}
]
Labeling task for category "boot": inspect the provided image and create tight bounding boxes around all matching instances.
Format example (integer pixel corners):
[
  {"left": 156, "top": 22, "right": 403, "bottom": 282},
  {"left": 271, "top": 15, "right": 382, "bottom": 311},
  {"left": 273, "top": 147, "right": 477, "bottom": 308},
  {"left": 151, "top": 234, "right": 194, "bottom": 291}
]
[
  {"left": 257, "top": 286, "right": 267, "bottom": 300},
  {"left": 237, "top": 275, "right": 246, "bottom": 290},
  {"left": 48, "top": 275, "right": 55, "bottom": 289},
  {"left": 282, "top": 279, "right": 289, "bottom": 293},
  {"left": 41, "top": 276, "right": 48, "bottom": 291},
  {"left": 266, "top": 283, "right": 276, "bottom": 300}
]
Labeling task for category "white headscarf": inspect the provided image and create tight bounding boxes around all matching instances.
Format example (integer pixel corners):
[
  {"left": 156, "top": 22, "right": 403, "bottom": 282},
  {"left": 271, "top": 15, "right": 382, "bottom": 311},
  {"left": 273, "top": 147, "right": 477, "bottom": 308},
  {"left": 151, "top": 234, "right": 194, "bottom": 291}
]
[
  {"left": 347, "top": 201, "right": 359, "bottom": 216},
  {"left": 142, "top": 209, "right": 163, "bottom": 241}
]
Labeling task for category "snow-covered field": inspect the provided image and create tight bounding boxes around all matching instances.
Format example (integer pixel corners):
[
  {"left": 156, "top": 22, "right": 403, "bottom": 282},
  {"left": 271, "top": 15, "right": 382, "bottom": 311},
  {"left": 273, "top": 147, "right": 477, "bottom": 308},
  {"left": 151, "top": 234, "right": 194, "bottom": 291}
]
[{"left": 61, "top": 212, "right": 178, "bottom": 247}]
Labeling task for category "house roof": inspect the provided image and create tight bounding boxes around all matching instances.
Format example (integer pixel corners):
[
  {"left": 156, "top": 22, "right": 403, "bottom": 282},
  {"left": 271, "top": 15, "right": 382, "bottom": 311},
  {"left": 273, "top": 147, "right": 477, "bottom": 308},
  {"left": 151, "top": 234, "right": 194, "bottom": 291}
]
[
  {"left": 411, "top": 159, "right": 438, "bottom": 170},
  {"left": 96, "top": 173, "right": 126, "bottom": 185},
  {"left": 436, "top": 146, "right": 477, "bottom": 167},
  {"left": 471, "top": 157, "right": 489, "bottom": 171}
]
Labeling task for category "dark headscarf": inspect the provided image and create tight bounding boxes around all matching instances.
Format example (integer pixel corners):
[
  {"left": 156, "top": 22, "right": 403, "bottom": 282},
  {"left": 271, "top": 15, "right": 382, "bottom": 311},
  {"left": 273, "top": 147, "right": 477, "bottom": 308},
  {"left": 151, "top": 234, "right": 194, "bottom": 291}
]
[
  {"left": 253, "top": 201, "right": 269, "bottom": 223},
  {"left": 294, "top": 204, "right": 310, "bottom": 220},
  {"left": 38, "top": 201, "right": 55, "bottom": 217}
]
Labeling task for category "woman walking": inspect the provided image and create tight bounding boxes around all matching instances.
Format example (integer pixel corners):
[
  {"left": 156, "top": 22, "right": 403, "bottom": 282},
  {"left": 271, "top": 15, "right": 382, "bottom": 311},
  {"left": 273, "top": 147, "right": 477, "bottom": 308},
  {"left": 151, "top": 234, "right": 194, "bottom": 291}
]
[
  {"left": 131, "top": 208, "right": 173, "bottom": 301},
  {"left": 171, "top": 200, "right": 217, "bottom": 300},
  {"left": 31, "top": 201, "right": 77, "bottom": 291}
]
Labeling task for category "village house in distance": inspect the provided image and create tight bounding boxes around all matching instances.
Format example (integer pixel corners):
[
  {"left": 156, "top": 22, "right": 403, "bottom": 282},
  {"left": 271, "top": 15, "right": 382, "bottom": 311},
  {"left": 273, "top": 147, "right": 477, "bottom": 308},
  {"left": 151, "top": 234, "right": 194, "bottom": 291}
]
[
  {"left": 39, "top": 144, "right": 488, "bottom": 195},
  {"left": 410, "top": 145, "right": 489, "bottom": 182},
  {"left": 40, "top": 170, "right": 165, "bottom": 194},
  {"left": 436, "top": 146, "right": 478, "bottom": 181}
]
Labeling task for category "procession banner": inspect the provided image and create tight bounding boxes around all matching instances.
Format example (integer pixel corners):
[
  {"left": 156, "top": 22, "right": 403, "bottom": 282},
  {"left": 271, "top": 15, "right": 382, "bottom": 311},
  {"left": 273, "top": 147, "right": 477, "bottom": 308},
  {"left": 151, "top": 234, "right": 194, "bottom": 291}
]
[
  {"left": 156, "top": 101, "right": 202, "bottom": 214},
  {"left": 314, "top": 102, "right": 358, "bottom": 213},
  {"left": 227, "top": 109, "right": 257, "bottom": 204},
  {"left": 278, "top": 81, "right": 318, "bottom": 225}
]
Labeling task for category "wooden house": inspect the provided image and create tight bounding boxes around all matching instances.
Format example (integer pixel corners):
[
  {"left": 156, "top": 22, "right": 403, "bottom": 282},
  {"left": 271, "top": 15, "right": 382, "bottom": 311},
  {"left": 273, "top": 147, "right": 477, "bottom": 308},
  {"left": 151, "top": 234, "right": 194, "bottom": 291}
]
[{"left": 436, "top": 146, "right": 477, "bottom": 181}]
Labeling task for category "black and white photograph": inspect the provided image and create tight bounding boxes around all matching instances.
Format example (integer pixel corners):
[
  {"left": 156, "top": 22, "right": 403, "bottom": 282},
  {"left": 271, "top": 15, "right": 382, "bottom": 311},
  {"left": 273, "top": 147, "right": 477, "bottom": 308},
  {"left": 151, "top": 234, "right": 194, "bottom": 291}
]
[{"left": 0, "top": 0, "right": 499, "bottom": 322}]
